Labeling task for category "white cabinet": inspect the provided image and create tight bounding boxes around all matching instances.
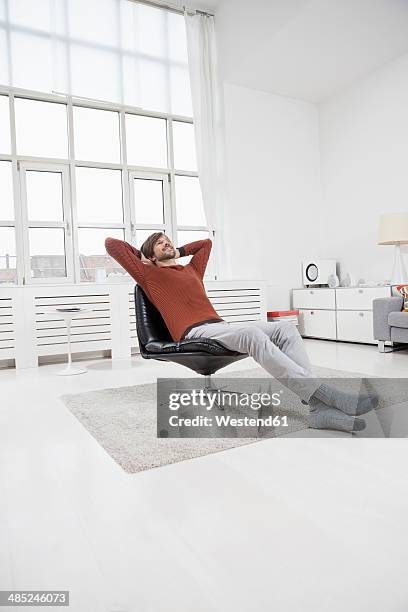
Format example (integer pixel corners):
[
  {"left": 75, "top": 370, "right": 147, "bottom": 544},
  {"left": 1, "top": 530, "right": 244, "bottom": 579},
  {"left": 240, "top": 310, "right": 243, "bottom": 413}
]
[
  {"left": 293, "top": 286, "right": 391, "bottom": 345},
  {"left": 298, "top": 309, "right": 337, "bottom": 340},
  {"left": 337, "top": 311, "right": 374, "bottom": 343},
  {"left": 293, "top": 288, "right": 335, "bottom": 310},
  {"left": 336, "top": 287, "right": 389, "bottom": 310}
]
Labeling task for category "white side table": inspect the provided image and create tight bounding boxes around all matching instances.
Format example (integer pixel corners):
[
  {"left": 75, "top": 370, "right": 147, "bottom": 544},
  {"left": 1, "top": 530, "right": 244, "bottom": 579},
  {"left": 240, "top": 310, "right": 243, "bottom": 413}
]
[{"left": 46, "top": 308, "right": 93, "bottom": 375}]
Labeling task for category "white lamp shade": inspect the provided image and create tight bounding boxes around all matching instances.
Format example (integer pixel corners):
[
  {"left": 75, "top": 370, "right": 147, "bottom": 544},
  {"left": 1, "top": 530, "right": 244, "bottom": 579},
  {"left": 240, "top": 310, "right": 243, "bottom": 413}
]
[{"left": 378, "top": 213, "right": 408, "bottom": 245}]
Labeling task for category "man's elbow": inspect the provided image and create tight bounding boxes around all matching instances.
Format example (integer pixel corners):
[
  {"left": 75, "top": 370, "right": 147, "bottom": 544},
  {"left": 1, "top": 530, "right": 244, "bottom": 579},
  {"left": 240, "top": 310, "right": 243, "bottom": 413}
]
[{"left": 105, "top": 236, "right": 118, "bottom": 256}]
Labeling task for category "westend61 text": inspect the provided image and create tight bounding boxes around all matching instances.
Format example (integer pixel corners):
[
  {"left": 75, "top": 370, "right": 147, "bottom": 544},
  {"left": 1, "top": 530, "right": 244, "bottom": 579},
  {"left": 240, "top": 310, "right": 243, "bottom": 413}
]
[{"left": 168, "top": 414, "right": 288, "bottom": 428}]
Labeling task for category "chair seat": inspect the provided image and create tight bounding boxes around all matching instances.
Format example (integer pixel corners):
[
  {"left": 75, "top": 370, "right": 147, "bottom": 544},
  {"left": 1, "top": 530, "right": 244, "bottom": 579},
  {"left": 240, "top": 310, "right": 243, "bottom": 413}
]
[
  {"left": 145, "top": 337, "right": 243, "bottom": 356},
  {"left": 388, "top": 311, "right": 408, "bottom": 329}
]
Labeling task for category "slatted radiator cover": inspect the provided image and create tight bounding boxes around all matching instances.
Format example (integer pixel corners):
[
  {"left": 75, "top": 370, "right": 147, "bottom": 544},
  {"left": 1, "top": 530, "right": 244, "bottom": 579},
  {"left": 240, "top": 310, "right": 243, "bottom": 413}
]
[
  {"left": 0, "top": 296, "right": 15, "bottom": 360},
  {"left": 35, "top": 293, "right": 112, "bottom": 356},
  {"left": 129, "top": 292, "right": 137, "bottom": 346},
  {"left": 207, "top": 287, "right": 262, "bottom": 323},
  {"left": 0, "top": 281, "right": 266, "bottom": 367}
]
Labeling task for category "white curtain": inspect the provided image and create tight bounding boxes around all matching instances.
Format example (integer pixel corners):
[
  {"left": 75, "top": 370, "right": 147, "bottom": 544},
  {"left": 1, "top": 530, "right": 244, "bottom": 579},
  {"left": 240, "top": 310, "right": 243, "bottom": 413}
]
[{"left": 185, "top": 12, "right": 228, "bottom": 273}]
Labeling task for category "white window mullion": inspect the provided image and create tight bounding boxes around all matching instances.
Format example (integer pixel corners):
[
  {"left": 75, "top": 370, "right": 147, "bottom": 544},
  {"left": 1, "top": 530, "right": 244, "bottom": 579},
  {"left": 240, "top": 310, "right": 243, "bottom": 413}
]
[
  {"left": 67, "top": 96, "right": 80, "bottom": 283},
  {"left": 61, "top": 164, "right": 74, "bottom": 282},
  {"left": 26, "top": 220, "right": 66, "bottom": 228},
  {"left": 166, "top": 118, "right": 178, "bottom": 245},
  {"left": 173, "top": 170, "right": 199, "bottom": 179},
  {"left": 132, "top": 223, "right": 166, "bottom": 231},
  {"left": 162, "top": 174, "right": 172, "bottom": 239},
  {"left": 9, "top": 93, "right": 25, "bottom": 285},
  {"left": 120, "top": 109, "right": 132, "bottom": 245},
  {"left": 19, "top": 161, "right": 32, "bottom": 284},
  {"left": 78, "top": 222, "right": 125, "bottom": 230},
  {"left": 177, "top": 225, "right": 209, "bottom": 232}
]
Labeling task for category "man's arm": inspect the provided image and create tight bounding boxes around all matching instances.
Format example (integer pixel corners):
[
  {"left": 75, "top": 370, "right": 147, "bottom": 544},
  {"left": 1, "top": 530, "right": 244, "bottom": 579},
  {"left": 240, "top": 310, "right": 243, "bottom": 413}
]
[
  {"left": 105, "top": 237, "right": 150, "bottom": 285},
  {"left": 177, "top": 239, "right": 212, "bottom": 279}
]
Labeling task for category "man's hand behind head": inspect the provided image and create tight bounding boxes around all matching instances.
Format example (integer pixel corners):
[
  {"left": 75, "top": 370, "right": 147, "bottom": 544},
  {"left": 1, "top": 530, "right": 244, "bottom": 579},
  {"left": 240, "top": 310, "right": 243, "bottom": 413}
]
[{"left": 141, "top": 252, "right": 155, "bottom": 266}]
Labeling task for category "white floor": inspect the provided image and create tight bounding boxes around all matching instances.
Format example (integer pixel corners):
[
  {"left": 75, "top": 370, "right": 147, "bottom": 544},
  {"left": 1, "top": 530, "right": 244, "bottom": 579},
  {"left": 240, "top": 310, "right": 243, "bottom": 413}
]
[{"left": 1, "top": 339, "right": 408, "bottom": 612}]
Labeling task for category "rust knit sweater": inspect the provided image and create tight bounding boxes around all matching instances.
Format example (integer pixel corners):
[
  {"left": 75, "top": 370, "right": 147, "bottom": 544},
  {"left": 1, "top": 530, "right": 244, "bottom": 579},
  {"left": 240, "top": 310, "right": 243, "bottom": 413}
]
[{"left": 104, "top": 237, "right": 222, "bottom": 342}]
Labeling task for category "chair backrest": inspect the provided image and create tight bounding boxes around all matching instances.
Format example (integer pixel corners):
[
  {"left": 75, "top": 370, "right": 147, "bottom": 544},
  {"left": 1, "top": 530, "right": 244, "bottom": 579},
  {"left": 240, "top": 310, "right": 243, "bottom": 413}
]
[{"left": 135, "top": 285, "right": 173, "bottom": 348}]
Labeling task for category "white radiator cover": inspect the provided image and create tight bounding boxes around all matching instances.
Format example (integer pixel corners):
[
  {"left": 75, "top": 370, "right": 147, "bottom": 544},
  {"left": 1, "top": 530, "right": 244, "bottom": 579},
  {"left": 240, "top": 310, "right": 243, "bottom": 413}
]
[
  {"left": 0, "top": 295, "right": 15, "bottom": 361},
  {"left": 0, "top": 280, "right": 266, "bottom": 368}
]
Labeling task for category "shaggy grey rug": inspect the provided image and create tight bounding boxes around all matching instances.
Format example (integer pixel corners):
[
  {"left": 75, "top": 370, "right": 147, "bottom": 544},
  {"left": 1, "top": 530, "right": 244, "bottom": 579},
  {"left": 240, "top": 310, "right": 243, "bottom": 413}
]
[{"left": 61, "top": 365, "right": 386, "bottom": 474}]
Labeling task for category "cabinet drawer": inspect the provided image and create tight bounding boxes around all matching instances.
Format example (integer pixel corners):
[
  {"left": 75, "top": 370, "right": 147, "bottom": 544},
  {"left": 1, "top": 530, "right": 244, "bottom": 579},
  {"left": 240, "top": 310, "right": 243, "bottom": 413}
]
[
  {"left": 336, "top": 287, "right": 390, "bottom": 310},
  {"left": 293, "top": 289, "right": 335, "bottom": 310},
  {"left": 337, "top": 310, "right": 374, "bottom": 344},
  {"left": 298, "top": 309, "right": 336, "bottom": 339}
]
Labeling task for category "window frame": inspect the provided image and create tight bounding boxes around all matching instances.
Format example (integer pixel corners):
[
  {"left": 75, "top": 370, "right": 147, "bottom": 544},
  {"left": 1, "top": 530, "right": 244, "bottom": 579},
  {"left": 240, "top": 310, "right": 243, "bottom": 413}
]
[
  {"left": 19, "top": 160, "right": 74, "bottom": 284},
  {"left": 0, "top": 85, "right": 215, "bottom": 285},
  {"left": 128, "top": 170, "right": 171, "bottom": 244}
]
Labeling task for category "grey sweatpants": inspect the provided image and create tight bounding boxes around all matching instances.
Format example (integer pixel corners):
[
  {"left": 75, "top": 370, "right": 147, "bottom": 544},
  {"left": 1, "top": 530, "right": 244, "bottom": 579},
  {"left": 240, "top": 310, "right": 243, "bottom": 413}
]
[{"left": 184, "top": 319, "right": 321, "bottom": 403}]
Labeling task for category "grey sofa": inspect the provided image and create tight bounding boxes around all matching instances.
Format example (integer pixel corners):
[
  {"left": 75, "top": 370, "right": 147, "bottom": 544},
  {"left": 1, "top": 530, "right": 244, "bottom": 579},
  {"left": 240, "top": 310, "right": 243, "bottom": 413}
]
[{"left": 373, "top": 296, "right": 408, "bottom": 352}]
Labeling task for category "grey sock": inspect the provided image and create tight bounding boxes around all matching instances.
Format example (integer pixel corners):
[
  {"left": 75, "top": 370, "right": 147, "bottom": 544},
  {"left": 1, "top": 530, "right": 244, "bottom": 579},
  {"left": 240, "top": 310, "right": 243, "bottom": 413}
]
[
  {"left": 311, "top": 381, "right": 378, "bottom": 416},
  {"left": 309, "top": 399, "right": 366, "bottom": 433}
]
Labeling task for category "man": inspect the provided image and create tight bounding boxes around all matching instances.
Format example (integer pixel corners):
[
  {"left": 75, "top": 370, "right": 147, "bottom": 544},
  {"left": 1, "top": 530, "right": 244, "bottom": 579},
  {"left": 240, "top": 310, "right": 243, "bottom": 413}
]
[{"left": 105, "top": 233, "right": 377, "bottom": 432}]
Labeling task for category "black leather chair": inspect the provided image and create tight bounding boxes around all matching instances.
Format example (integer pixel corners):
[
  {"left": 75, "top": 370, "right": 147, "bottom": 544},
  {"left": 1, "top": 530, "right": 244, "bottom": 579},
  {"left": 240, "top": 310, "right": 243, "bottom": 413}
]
[{"left": 134, "top": 285, "right": 247, "bottom": 381}]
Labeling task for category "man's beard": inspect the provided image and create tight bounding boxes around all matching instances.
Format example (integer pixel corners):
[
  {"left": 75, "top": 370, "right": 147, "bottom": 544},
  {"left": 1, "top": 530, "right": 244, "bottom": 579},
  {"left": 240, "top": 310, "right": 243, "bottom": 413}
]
[{"left": 157, "top": 247, "right": 176, "bottom": 261}]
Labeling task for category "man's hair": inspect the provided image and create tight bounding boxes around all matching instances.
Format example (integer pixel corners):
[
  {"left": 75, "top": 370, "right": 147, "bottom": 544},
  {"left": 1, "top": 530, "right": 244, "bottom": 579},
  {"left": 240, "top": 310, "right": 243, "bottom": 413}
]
[{"left": 141, "top": 232, "right": 165, "bottom": 259}]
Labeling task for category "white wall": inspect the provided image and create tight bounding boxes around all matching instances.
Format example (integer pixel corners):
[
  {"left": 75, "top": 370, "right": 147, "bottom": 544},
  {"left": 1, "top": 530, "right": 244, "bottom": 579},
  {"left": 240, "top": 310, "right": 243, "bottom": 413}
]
[
  {"left": 214, "top": 0, "right": 408, "bottom": 104},
  {"left": 221, "top": 83, "right": 322, "bottom": 309},
  {"left": 214, "top": 0, "right": 308, "bottom": 87},
  {"left": 215, "top": 3, "right": 408, "bottom": 309},
  {"left": 319, "top": 52, "right": 408, "bottom": 283}
]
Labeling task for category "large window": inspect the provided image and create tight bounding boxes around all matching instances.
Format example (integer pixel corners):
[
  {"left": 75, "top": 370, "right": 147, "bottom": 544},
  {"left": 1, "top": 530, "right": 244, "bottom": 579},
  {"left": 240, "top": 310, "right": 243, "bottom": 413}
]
[
  {"left": 0, "top": 93, "right": 211, "bottom": 284},
  {"left": 0, "top": 2, "right": 212, "bottom": 285}
]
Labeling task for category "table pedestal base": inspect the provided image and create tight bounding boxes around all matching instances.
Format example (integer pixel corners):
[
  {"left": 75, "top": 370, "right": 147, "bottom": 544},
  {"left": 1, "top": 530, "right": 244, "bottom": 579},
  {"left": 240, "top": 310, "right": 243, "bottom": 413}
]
[{"left": 57, "top": 365, "right": 87, "bottom": 376}]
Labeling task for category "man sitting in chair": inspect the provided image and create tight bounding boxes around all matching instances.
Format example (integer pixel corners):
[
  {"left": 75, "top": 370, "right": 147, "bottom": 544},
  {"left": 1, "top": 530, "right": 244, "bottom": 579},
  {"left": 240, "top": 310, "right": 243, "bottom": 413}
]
[{"left": 105, "top": 233, "right": 376, "bottom": 432}]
